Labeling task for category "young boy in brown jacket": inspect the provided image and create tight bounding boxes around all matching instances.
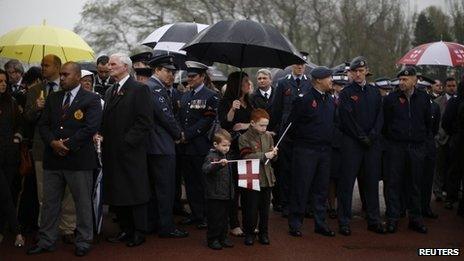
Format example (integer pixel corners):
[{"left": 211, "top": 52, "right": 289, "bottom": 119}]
[{"left": 238, "top": 109, "right": 278, "bottom": 246}]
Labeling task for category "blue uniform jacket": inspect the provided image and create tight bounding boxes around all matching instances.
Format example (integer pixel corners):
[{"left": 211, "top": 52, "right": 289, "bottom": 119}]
[
  {"left": 383, "top": 89, "right": 431, "bottom": 143},
  {"left": 177, "top": 85, "right": 219, "bottom": 155},
  {"left": 339, "top": 82, "right": 383, "bottom": 142},
  {"left": 146, "top": 77, "right": 182, "bottom": 155},
  {"left": 288, "top": 87, "right": 335, "bottom": 147},
  {"left": 270, "top": 74, "right": 311, "bottom": 136}
]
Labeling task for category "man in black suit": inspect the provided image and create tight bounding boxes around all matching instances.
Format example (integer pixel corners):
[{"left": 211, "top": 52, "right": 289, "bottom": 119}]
[
  {"left": 145, "top": 54, "right": 188, "bottom": 238},
  {"left": 250, "top": 68, "right": 274, "bottom": 113},
  {"left": 27, "top": 62, "right": 102, "bottom": 257},
  {"left": 101, "top": 53, "right": 153, "bottom": 247},
  {"left": 94, "top": 55, "right": 114, "bottom": 97}
]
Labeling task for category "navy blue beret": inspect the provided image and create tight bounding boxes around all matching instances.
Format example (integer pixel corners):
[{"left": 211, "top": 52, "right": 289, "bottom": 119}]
[{"left": 310, "top": 66, "right": 333, "bottom": 79}]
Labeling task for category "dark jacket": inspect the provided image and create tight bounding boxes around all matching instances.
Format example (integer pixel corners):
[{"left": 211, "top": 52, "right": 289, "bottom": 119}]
[
  {"left": 39, "top": 87, "right": 102, "bottom": 170},
  {"left": 339, "top": 82, "right": 383, "bottom": 143},
  {"left": 288, "top": 87, "right": 335, "bottom": 147},
  {"left": 101, "top": 76, "right": 154, "bottom": 206},
  {"left": 177, "top": 85, "right": 219, "bottom": 155},
  {"left": 249, "top": 86, "right": 274, "bottom": 114},
  {"left": 146, "top": 77, "right": 181, "bottom": 155},
  {"left": 0, "top": 92, "right": 22, "bottom": 167},
  {"left": 383, "top": 89, "right": 431, "bottom": 143},
  {"left": 202, "top": 149, "right": 234, "bottom": 200},
  {"left": 270, "top": 74, "right": 311, "bottom": 136}
]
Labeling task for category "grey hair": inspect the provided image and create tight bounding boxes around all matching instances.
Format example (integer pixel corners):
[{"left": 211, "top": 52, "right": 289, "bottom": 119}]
[
  {"left": 110, "top": 53, "right": 132, "bottom": 70},
  {"left": 256, "top": 68, "right": 272, "bottom": 78},
  {"left": 4, "top": 59, "right": 24, "bottom": 74}
]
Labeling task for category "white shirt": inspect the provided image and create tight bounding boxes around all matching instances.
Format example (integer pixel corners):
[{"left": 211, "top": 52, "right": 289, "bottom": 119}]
[
  {"left": 117, "top": 74, "right": 130, "bottom": 93},
  {"left": 259, "top": 88, "right": 272, "bottom": 98},
  {"left": 63, "top": 85, "right": 81, "bottom": 106},
  {"left": 445, "top": 93, "right": 453, "bottom": 101}
]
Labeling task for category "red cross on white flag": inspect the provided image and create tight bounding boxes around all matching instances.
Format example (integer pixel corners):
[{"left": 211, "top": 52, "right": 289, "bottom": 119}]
[{"left": 237, "top": 159, "right": 260, "bottom": 191}]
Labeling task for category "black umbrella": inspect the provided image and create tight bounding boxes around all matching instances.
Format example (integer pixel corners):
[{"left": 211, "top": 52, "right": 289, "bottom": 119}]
[
  {"left": 141, "top": 22, "right": 209, "bottom": 49},
  {"left": 182, "top": 20, "right": 305, "bottom": 69}
]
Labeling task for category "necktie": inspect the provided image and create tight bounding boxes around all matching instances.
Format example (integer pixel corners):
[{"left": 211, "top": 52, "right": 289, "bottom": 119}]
[
  {"left": 295, "top": 78, "right": 301, "bottom": 88},
  {"left": 264, "top": 92, "right": 269, "bottom": 100},
  {"left": 112, "top": 83, "right": 120, "bottom": 96},
  {"left": 167, "top": 89, "right": 172, "bottom": 99},
  {"left": 62, "top": 92, "right": 71, "bottom": 110},
  {"left": 321, "top": 93, "right": 327, "bottom": 102},
  {"left": 47, "top": 82, "right": 56, "bottom": 95}
]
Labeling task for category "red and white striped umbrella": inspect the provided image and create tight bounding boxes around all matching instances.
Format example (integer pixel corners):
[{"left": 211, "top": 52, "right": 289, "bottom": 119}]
[{"left": 397, "top": 41, "right": 464, "bottom": 67}]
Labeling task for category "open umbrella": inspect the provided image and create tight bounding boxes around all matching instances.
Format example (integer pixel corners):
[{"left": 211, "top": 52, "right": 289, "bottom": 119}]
[
  {"left": 397, "top": 41, "right": 464, "bottom": 67},
  {"left": 141, "top": 22, "right": 209, "bottom": 54},
  {"left": 182, "top": 20, "right": 305, "bottom": 69},
  {"left": 0, "top": 23, "right": 94, "bottom": 63}
]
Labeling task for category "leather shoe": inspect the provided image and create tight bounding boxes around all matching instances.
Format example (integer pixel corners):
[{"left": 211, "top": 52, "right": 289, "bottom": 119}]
[
  {"left": 289, "top": 229, "right": 302, "bottom": 237},
  {"left": 244, "top": 234, "right": 255, "bottom": 245},
  {"left": 338, "top": 226, "right": 351, "bottom": 236},
  {"left": 196, "top": 221, "right": 207, "bottom": 230},
  {"left": 408, "top": 222, "right": 427, "bottom": 234},
  {"left": 315, "top": 227, "right": 335, "bottom": 237},
  {"left": 208, "top": 240, "right": 223, "bottom": 250},
  {"left": 159, "top": 228, "right": 189, "bottom": 238},
  {"left": 126, "top": 234, "right": 145, "bottom": 247},
  {"left": 273, "top": 204, "right": 282, "bottom": 212},
  {"left": 328, "top": 209, "right": 337, "bottom": 219},
  {"left": 386, "top": 222, "right": 398, "bottom": 233},
  {"left": 179, "top": 217, "right": 195, "bottom": 225},
  {"left": 107, "top": 231, "right": 131, "bottom": 243},
  {"left": 423, "top": 210, "right": 439, "bottom": 219},
  {"left": 27, "top": 245, "right": 54, "bottom": 255},
  {"left": 258, "top": 234, "right": 270, "bottom": 244},
  {"left": 62, "top": 233, "right": 75, "bottom": 244},
  {"left": 74, "top": 247, "right": 90, "bottom": 257},
  {"left": 368, "top": 223, "right": 386, "bottom": 234},
  {"left": 221, "top": 238, "right": 234, "bottom": 248}
]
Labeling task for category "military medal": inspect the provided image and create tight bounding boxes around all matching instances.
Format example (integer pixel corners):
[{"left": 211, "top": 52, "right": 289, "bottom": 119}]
[{"left": 74, "top": 109, "right": 84, "bottom": 120}]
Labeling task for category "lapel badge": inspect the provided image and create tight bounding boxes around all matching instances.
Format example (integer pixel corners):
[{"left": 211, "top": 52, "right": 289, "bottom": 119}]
[{"left": 74, "top": 109, "right": 84, "bottom": 120}]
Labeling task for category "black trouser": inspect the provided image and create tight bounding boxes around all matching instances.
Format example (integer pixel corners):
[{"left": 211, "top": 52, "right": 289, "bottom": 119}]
[
  {"left": 385, "top": 141, "right": 425, "bottom": 223},
  {"left": 421, "top": 139, "right": 436, "bottom": 212},
  {"left": 147, "top": 154, "right": 176, "bottom": 234},
  {"left": 113, "top": 204, "right": 148, "bottom": 236},
  {"left": 228, "top": 164, "right": 240, "bottom": 229},
  {"left": 207, "top": 199, "right": 230, "bottom": 243},
  {"left": 0, "top": 156, "right": 20, "bottom": 235},
  {"left": 180, "top": 155, "right": 207, "bottom": 222},
  {"left": 445, "top": 136, "right": 464, "bottom": 203},
  {"left": 277, "top": 140, "right": 292, "bottom": 211},
  {"left": 240, "top": 187, "right": 271, "bottom": 236},
  {"left": 173, "top": 153, "right": 184, "bottom": 213},
  {"left": 337, "top": 135, "right": 381, "bottom": 226},
  {"left": 289, "top": 146, "right": 330, "bottom": 231}
]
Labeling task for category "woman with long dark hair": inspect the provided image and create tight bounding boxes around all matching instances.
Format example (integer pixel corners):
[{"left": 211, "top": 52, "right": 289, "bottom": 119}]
[
  {"left": 0, "top": 69, "right": 25, "bottom": 247},
  {"left": 217, "top": 71, "right": 254, "bottom": 237}
]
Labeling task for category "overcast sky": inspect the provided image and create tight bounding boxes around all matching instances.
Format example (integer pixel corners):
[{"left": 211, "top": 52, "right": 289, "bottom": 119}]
[{"left": 0, "top": 0, "right": 449, "bottom": 36}]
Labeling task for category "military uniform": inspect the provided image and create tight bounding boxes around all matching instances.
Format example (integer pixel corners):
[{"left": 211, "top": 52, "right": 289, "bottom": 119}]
[
  {"left": 270, "top": 73, "right": 311, "bottom": 215},
  {"left": 287, "top": 67, "right": 335, "bottom": 237},
  {"left": 145, "top": 54, "right": 187, "bottom": 237},
  {"left": 383, "top": 67, "right": 431, "bottom": 233},
  {"left": 336, "top": 57, "right": 384, "bottom": 234},
  {"left": 177, "top": 62, "right": 219, "bottom": 225}
]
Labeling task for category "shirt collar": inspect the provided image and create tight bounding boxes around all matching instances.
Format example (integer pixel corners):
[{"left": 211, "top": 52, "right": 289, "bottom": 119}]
[
  {"left": 292, "top": 74, "right": 303, "bottom": 81},
  {"left": 193, "top": 84, "right": 205, "bottom": 94},
  {"left": 117, "top": 74, "right": 130, "bottom": 91},
  {"left": 259, "top": 87, "right": 271, "bottom": 97},
  {"left": 150, "top": 75, "right": 165, "bottom": 87},
  {"left": 445, "top": 93, "right": 452, "bottom": 101}
]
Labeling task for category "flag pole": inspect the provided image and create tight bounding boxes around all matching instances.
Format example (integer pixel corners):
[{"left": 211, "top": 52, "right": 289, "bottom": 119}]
[{"left": 264, "top": 122, "right": 292, "bottom": 165}]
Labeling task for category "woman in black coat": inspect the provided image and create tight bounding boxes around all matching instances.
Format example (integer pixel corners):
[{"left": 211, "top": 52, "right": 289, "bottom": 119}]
[
  {"left": 0, "top": 69, "right": 25, "bottom": 247},
  {"left": 217, "top": 71, "right": 254, "bottom": 236}
]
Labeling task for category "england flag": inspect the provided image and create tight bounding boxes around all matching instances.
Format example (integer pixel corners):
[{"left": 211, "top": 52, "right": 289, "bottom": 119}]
[{"left": 237, "top": 159, "right": 260, "bottom": 191}]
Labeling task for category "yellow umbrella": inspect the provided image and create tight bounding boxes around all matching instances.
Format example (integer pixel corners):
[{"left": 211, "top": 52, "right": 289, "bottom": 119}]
[{"left": 0, "top": 23, "right": 95, "bottom": 63}]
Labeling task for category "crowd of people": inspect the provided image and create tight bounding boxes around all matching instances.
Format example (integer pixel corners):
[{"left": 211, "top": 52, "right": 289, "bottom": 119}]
[{"left": 0, "top": 51, "right": 463, "bottom": 257}]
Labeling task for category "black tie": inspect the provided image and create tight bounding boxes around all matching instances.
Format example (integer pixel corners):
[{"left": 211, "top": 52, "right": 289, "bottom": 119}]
[
  {"left": 47, "top": 82, "right": 56, "bottom": 95},
  {"left": 112, "top": 83, "right": 120, "bottom": 95},
  {"left": 321, "top": 93, "right": 327, "bottom": 102},
  {"left": 295, "top": 78, "right": 301, "bottom": 88},
  {"left": 264, "top": 92, "right": 268, "bottom": 100},
  {"left": 167, "top": 89, "right": 172, "bottom": 99},
  {"left": 62, "top": 92, "right": 71, "bottom": 110}
]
